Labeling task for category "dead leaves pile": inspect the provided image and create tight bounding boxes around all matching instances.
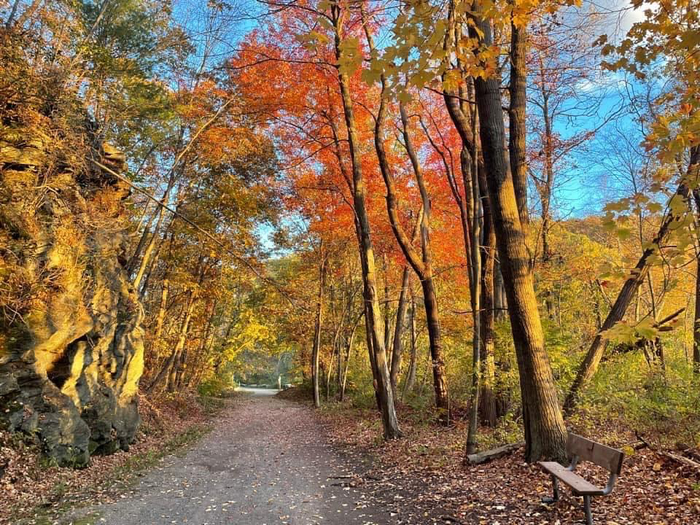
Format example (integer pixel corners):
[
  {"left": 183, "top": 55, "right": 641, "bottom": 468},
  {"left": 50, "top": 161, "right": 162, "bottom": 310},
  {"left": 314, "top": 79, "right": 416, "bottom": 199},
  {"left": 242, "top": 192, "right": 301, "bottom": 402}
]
[{"left": 321, "top": 407, "right": 700, "bottom": 524}]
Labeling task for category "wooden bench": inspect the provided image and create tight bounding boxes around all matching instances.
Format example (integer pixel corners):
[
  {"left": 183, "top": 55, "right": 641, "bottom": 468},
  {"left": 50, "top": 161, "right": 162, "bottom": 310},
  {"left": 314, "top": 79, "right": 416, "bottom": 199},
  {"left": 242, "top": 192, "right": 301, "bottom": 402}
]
[{"left": 539, "top": 433, "right": 624, "bottom": 525}]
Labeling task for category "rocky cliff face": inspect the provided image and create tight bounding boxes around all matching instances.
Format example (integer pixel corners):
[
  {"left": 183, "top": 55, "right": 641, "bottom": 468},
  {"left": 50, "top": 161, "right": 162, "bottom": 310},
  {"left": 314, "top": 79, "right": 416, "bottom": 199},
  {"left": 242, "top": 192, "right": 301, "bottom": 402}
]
[{"left": 0, "top": 96, "right": 144, "bottom": 466}]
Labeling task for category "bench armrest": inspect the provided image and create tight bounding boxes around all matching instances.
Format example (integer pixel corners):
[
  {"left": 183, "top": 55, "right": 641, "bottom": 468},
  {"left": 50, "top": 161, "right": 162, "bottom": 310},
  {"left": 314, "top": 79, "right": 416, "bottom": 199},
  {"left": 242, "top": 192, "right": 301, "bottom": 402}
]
[
  {"left": 603, "top": 473, "right": 618, "bottom": 495},
  {"left": 566, "top": 456, "right": 579, "bottom": 472}
]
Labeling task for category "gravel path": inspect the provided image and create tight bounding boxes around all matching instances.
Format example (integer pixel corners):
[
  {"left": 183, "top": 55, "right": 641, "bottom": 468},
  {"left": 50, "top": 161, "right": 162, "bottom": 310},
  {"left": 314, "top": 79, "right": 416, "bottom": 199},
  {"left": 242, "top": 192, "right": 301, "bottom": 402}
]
[{"left": 87, "top": 391, "right": 391, "bottom": 525}]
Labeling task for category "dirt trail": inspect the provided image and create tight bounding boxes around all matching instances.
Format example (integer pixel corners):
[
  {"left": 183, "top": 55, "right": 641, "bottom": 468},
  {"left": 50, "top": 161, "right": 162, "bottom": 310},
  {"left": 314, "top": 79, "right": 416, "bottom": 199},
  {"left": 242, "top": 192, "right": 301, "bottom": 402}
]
[{"left": 83, "top": 391, "right": 391, "bottom": 525}]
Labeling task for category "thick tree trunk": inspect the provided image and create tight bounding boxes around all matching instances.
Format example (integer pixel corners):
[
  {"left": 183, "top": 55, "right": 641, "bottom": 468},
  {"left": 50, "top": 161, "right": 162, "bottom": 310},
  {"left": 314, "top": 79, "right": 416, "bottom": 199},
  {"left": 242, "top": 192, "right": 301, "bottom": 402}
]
[{"left": 471, "top": 12, "right": 567, "bottom": 462}]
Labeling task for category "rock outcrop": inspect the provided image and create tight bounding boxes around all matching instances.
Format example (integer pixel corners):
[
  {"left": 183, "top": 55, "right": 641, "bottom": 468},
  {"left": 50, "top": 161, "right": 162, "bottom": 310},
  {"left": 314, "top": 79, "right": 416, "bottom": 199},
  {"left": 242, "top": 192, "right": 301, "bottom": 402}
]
[{"left": 0, "top": 75, "right": 144, "bottom": 466}]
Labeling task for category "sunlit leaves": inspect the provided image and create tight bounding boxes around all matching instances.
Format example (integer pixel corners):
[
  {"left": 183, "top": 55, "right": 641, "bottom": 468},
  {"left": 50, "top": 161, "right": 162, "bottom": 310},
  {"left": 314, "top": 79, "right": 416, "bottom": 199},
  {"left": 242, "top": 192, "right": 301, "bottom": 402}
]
[
  {"left": 604, "top": 317, "right": 659, "bottom": 346},
  {"left": 338, "top": 37, "right": 362, "bottom": 76}
]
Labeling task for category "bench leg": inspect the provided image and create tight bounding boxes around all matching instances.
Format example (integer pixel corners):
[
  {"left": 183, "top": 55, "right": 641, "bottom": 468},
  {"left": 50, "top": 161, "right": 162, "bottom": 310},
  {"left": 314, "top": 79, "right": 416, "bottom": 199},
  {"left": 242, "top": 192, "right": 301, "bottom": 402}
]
[
  {"left": 542, "top": 475, "right": 560, "bottom": 504},
  {"left": 583, "top": 495, "right": 593, "bottom": 525}
]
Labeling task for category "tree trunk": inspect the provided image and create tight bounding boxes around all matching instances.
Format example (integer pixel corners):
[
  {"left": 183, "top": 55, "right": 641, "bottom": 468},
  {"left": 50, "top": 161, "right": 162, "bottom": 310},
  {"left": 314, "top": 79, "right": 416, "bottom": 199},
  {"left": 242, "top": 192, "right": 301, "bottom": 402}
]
[
  {"left": 508, "top": 19, "right": 529, "bottom": 226},
  {"left": 340, "top": 312, "right": 361, "bottom": 402},
  {"left": 312, "top": 254, "right": 326, "bottom": 408},
  {"left": 403, "top": 291, "right": 418, "bottom": 398},
  {"left": 694, "top": 254, "right": 700, "bottom": 374},
  {"left": 325, "top": 348, "right": 334, "bottom": 401},
  {"left": 150, "top": 289, "right": 196, "bottom": 393},
  {"left": 494, "top": 262, "right": 508, "bottom": 321},
  {"left": 538, "top": 85, "right": 556, "bottom": 317},
  {"left": 138, "top": 224, "right": 169, "bottom": 297},
  {"left": 173, "top": 346, "right": 188, "bottom": 390},
  {"left": 127, "top": 204, "right": 158, "bottom": 275},
  {"left": 383, "top": 254, "right": 392, "bottom": 352},
  {"left": 132, "top": 171, "right": 177, "bottom": 290},
  {"left": 365, "top": 14, "right": 448, "bottom": 419},
  {"left": 471, "top": 11, "right": 567, "bottom": 462},
  {"left": 333, "top": 6, "right": 401, "bottom": 438},
  {"left": 390, "top": 267, "right": 411, "bottom": 395},
  {"left": 400, "top": 101, "right": 450, "bottom": 420},
  {"left": 153, "top": 278, "right": 169, "bottom": 348},
  {"left": 186, "top": 300, "right": 217, "bottom": 387},
  {"left": 478, "top": 170, "right": 498, "bottom": 427},
  {"left": 466, "top": 130, "right": 482, "bottom": 455},
  {"left": 694, "top": 186, "right": 700, "bottom": 374}
]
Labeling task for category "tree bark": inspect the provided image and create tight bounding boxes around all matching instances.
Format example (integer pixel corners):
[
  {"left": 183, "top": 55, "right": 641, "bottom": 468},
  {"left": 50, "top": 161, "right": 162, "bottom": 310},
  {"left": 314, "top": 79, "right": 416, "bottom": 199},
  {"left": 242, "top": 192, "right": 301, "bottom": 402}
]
[
  {"left": 363, "top": 13, "right": 448, "bottom": 419},
  {"left": 333, "top": 5, "right": 401, "bottom": 438},
  {"left": 127, "top": 204, "right": 158, "bottom": 275},
  {"left": 694, "top": 255, "right": 700, "bottom": 374},
  {"left": 471, "top": 10, "right": 567, "bottom": 462},
  {"left": 383, "top": 254, "right": 392, "bottom": 352},
  {"left": 150, "top": 289, "right": 196, "bottom": 393},
  {"left": 312, "top": 253, "right": 326, "bottom": 408},
  {"left": 153, "top": 278, "right": 169, "bottom": 348},
  {"left": 688, "top": 154, "right": 700, "bottom": 375},
  {"left": 466, "top": 124, "right": 482, "bottom": 455},
  {"left": 478, "top": 169, "right": 498, "bottom": 427},
  {"left": 403, "top": 290, "right": 418, "bottom": 398},
  {"left": 390, "top": 268, "right": 411, "bottom": 395},
  {"left": 399, "top": 102, "right": 450, "bottom": 420},
  {"left": 494, "top": 262, "right": 508, "bottom": 321},
  {"left": 340, "top": 312, "right": 362, "bottom": 402},
  {"left": 509, "top": 19, "right": 529, "bottom": 226}
]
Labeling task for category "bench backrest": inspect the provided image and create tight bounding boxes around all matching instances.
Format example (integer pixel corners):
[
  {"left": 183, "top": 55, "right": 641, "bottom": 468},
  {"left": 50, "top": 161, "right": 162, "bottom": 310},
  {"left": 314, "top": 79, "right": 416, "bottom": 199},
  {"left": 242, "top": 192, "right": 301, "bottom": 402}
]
[{"left": 567, "top": 433, "right": 624, "bottom": 475}]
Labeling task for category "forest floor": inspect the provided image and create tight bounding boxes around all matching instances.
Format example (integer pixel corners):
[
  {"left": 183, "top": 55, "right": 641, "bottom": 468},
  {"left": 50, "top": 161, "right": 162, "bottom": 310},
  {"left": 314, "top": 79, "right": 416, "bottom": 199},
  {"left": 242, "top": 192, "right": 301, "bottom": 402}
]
[
  {"left": 4, "top": 389, "right": 700, "bottom": 524},
  {"left": 318, "top": 399, "right": 700, "bottom": 524}
]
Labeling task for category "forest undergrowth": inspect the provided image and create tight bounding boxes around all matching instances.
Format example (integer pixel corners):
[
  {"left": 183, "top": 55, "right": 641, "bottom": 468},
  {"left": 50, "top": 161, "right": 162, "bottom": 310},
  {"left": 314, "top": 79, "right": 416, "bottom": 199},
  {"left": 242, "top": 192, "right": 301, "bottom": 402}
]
[{"left": 317, "top": 395, "right": 700, "bottom": 524}]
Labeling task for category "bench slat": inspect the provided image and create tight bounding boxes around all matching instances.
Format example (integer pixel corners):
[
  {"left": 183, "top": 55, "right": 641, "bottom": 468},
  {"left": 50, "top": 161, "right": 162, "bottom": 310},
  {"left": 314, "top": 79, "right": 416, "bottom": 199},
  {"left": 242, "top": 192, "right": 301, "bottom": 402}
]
[
  {"left": 538, "top": 461, "right": 605, "bottom": 495},
  {"left": 567, "top": 433, "right": 624, "bottom": 475}
]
